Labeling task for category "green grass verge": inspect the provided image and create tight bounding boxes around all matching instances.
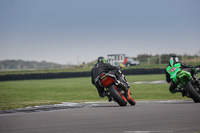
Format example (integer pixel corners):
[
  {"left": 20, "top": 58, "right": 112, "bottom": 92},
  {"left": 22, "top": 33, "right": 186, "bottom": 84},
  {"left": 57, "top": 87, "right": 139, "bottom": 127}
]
[
  {"left": 126, "top": 74, "right": 188, "bottom": 101},
  {"left": 0, "top": 74, "right": 189, "bottom": 110}
]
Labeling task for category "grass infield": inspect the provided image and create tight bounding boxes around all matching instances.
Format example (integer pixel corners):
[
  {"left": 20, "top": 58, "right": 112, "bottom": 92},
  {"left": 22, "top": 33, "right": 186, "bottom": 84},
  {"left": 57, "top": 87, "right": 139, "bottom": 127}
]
[{"left": 0, "top": 74, "right": 189, "bottom": 110}]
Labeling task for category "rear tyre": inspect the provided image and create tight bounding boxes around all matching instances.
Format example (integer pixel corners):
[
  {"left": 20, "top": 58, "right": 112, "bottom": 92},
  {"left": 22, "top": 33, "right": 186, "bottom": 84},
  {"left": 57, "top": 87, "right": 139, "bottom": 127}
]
[
  {"left": 184, "top": 82, "right": 200, "bottom": 103},
  {"left": 108, "top": 84, "right": 127, "bottom": 106}
]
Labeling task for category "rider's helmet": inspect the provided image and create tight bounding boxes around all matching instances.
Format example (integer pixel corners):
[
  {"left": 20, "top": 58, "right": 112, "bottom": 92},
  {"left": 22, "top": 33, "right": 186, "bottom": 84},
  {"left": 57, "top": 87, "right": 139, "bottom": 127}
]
[
  {"left": 97, "top": 56, "right": 107, "bottom": 63},
  {"left": 169, "top": 56, "right": 180, "bottom": 67}
]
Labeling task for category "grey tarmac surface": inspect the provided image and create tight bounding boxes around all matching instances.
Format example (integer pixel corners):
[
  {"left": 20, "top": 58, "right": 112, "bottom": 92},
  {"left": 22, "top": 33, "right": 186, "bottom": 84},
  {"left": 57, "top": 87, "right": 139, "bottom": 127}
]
[{"left": 0, "top": 100, "right": 200, "bottom": 133}]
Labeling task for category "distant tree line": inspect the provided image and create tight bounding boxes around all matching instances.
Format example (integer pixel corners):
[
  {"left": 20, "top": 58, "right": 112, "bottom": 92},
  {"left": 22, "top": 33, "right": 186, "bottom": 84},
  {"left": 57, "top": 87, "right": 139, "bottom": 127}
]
[
  {"left": 135, "top": 53, "right": 200, "bottom": 65},
  {"left": 0, "top": 60, "right": 74, "bottom": 71}
]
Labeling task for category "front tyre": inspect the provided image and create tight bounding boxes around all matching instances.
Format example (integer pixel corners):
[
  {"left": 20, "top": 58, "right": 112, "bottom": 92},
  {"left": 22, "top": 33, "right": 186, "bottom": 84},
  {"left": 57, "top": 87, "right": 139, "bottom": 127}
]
[
  {"left": 127, "top": 89, "right": 136, "bottom": 106},
  {"left": 128, "top": 97, "right": 136, "bottom": 106},
  {"left": 108, "top": 84, "right": 127, "bottom": 106},
  {"left": 184, "top": 82, "right": 200, "bottom": 103}
]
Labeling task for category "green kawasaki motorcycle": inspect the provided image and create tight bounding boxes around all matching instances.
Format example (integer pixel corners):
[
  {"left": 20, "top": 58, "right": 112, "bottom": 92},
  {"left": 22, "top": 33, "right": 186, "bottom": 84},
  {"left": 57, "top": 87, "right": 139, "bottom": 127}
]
[{"left": 167, "top": 65, "right": 200, "bottom": 103}]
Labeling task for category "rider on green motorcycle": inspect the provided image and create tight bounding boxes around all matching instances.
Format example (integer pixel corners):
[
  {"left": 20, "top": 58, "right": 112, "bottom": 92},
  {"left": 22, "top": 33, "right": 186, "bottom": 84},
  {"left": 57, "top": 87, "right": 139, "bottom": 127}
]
[{"left": 165, "top": 56, "right": 196, "bottom": 95}]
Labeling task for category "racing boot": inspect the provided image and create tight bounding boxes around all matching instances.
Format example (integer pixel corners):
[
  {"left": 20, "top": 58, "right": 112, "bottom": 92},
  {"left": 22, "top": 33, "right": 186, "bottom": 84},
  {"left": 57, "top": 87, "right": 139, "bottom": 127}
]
[
  {"left": 174, "top": 87, "right": 186, "bottom": 97},
  {"left": 99, "top": 91, "right": 107, "bottom": 98},
  {"left": 104, "top": 91, "right": 112, "bottom": 102},
  {"left": 107, "top": 95, "right": 113, "bottom": 102},
  {"left": 181, "top": 89, "right": 187, "bottom": 97},
  {"left": 174, "top": 87, "right": 183, "bottom": 92}
]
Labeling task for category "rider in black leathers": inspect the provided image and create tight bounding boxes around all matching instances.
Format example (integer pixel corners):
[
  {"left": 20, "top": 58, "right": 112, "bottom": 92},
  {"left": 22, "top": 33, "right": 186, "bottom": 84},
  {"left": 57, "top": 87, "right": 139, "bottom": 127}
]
[{"left": 91, "top": 56, "right": 129, "bottom": 98}]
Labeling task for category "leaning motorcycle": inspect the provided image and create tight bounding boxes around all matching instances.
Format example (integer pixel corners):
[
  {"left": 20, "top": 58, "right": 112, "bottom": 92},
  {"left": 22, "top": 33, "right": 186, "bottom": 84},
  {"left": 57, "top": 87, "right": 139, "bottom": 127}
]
[
  {"left": 98, "top": 70, "right": 136, "bottom": 106},
  {"left": 170, "top": 66, "right": 200, "bottom": 103}
]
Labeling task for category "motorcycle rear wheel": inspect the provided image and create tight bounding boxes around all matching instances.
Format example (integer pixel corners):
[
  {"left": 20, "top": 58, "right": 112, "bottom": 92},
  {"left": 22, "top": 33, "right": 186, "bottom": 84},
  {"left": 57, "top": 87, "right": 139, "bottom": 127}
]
[
  {"left": 108, "top": 84, "right": 127, "bottom": 106},
  {"left": 184, "top": 82, "right": 200, "bottom": 103}
]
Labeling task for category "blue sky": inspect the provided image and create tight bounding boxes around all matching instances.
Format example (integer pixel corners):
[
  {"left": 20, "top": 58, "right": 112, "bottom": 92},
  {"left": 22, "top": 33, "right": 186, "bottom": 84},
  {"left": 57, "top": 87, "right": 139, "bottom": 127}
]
[{"left": 0, "top": 0, "right": 200, "bottom": 65}]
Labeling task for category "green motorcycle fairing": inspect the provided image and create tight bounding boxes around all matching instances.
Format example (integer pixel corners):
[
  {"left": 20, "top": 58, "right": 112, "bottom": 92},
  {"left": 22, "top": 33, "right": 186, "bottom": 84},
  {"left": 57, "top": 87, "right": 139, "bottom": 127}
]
[
  {"left": 166, "top": 63, "right": 181, "bottom": 85},
  {"left": 166, "top": 62, "right": 192, "bottom": 85},
  {"left": 176, "top": 70, "right": 192, "bottom": 85}
]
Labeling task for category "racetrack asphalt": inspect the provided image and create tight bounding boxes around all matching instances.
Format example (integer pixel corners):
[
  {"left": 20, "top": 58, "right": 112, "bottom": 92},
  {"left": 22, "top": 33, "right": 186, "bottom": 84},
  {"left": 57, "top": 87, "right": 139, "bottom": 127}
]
[{"left": 0, "top": 100, "right": 200, "bottom": 133}]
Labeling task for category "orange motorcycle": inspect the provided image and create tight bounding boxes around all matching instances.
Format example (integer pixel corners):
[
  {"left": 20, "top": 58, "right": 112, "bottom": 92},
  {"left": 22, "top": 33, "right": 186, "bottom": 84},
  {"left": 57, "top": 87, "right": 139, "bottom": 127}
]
[{"left": 99, "top": 71, "right": 136, "bottom": 106}]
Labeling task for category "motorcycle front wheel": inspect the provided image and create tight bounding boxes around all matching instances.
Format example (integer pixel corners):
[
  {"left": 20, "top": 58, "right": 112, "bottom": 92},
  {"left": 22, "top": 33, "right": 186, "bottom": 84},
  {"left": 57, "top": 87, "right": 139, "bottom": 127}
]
[
  {"left": 127, "top": 89, "right": 136, "bottom": 106},
  {"left": 108, "top": 84, "right": 127, "bottom": 106},
  {"left": 184, "top": 82, "right": 200, "bottom": 103},
  {"left": 127, "top": 96, "right": 136, "bottom": 106}
]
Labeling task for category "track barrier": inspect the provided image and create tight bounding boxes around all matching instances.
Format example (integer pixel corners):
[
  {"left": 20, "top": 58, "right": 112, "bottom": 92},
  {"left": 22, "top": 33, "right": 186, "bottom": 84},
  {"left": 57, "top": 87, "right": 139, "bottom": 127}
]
[{"left": 2, "top": 68, "right": 199, "bottom": 81}]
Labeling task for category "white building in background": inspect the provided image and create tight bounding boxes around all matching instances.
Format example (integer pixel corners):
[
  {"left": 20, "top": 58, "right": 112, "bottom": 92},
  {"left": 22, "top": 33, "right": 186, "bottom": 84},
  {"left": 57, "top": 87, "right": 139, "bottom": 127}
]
[{"left": 107, "top": 54, "right": 125, "bottom": 66}]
